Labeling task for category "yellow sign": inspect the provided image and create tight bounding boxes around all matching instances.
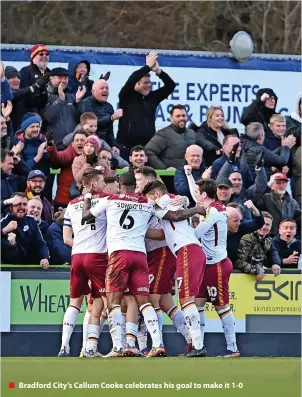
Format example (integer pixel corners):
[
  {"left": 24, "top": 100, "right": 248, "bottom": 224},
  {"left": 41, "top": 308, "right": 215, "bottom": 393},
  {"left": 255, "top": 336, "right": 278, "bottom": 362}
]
[{"left": 204, "top": 274, "right": 302, "bottom": 320}]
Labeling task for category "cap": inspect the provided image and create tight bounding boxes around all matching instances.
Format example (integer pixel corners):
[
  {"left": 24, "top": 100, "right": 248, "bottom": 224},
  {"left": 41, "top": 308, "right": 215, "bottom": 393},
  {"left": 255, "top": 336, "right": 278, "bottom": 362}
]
[
  {"left": 229, "top": 165, "right": 241, "bottom": 175},
  {"left": 27, "top": 170, "right": 46, "bottom": 181},
  {"left": 216, "top": 178, "right": 233, "bottom": 189},
  {"left": 49, "top": 67, "right": 69, "bottom": 77},
  {"left": 273, "top": 172, "right": 288, "bottom": 181}
]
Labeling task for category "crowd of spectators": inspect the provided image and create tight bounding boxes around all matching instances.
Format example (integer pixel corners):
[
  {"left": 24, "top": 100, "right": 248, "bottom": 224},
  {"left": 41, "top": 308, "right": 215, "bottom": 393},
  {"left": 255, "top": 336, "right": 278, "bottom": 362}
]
[{"left": 1, "top": 44, "right": 301, "bottom": 276}]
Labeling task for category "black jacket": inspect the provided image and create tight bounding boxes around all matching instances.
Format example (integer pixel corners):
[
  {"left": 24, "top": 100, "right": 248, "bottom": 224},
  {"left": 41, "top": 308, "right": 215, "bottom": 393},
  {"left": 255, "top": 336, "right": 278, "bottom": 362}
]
[
  {"left": 194, "top": 122, "right": 235, "bottom": 167},
  {"left": 240, "top": 134, "right": 291, "bottom": 178},
  {"left": 82, "top": 96, "right": 117, "bottom": 147},
  {"left": 241, "top": 88, "right": 278, "bottom": 133},
  {"left": 19, "top": 63, "right": 50, "bottom": 89},
  {"left": 1, "top": 213, "right": 49, "bottom": 264},
  {"left": 117, "top": 65, "right": 176, "bottom": 148},
  {"left": 256, "top": 191, "right": 301, "bottom": 236},
  {"left": 44, "top": 222, "right": 71, "bottom": 265},
  {"left": 1, "top": 170, "right": 27, "bottom": 214},
  {"left": 272, "top": 235, "right": 301, "bottom": 268}
]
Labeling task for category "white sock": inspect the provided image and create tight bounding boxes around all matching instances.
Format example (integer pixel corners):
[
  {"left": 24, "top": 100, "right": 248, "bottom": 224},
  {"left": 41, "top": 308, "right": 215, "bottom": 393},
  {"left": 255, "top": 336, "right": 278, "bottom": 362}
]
[
  {"left": 99, "top": 311, "right": 107, "bottom": 334},
  {"left": 86, "top": 324, "right": 100, "bottom": 352},
  {"left": 217, "top": 306, "right": 238, "bottom": 352},
  {"left": 137, "top": 316, "right": 148, "bottom": 351},
  {"left": 140, "top": 303, "right": 161, "bottom": 348},
  {"left": 121, "top": 313, "right": 126, "bottom": 348},
  {"left": 126, "top": 322, "right": 138, "bottom": 348},
  {"left": 108, "top": 305, "right": 123, "bottom": 351},
  {"left": 61, "top": 305, "right": 80, "bottom": 353},
  {"left": 155, "top": 307, "right": 163, "bottom": 345},
  {"left": 167, "top": 305, "right": 192, "bottom": 344},
  {"left": 182, "top": 302, "right": 203, "bottom": 350},
  {"left": 82, "top": 309, "right": 90, "bottom": 350},
  {"left": 197, "top": 306, "right": 205, "bottom": 346}
]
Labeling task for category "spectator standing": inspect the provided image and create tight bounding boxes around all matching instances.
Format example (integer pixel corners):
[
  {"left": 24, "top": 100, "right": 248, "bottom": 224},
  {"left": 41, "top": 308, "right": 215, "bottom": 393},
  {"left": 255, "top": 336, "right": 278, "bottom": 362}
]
[
  {"left": 1, "top": 192, "right": 49, "bottom": 267},
  {"left": 174, "top": 145, "right": 206, "bottom": 207},
  {"left": 145, "top": 105, "right": 195, "bottom": 170},
  {"left": 5, "top": 65, "right": 49, "bottom": 132},
  {"left": 272, "top": 219, "right": 301, "bottom": 269},
  {"left": 27, "top": 197, "right": 49, "bottom": 237},
  {"left": 240, "top": 122, "right": 295, "bottom": 178},
  {"left": 256, "top": 173, "right": 301, "bottom": 236},
  {"left": 226, "top": 205, "right": 265, "bottom": 265},
  {"left": 25, "top": 170, "right": 52, "bottom": 224},
  {"left": 62, "top": 112, "right": 128, "bottom": 168},
  {"left": 43, "top": 67, "right": 86, "bottom": 150},
  {"left": 241, "top": 88, "right": 278, "bottom": 133},
  {"left": 83, "top": 80, "right": 122, "bottom": 152},
  {"left": 19, "top": 44, "right": 50, "bottom": 88},
  {"left": 0, "top": 61, "right": 13, "bottom": 104},
  {"left": 212, "top": 135, "right": 253, "bottom": 188},
  {"left": 67, "top": 58, "right": 94, "bottom": 99},
  {"left": 193, "top": 106, "right": 236, "bottom": 167},
  {"left": 46, "top": 130, "right": 87, "bottom": 209},
  {"left": 235, "top": 212, "right": 281, "bottom": 278},
  {"left": 117, "top": 51, "right": 176, "bottom": 157}
]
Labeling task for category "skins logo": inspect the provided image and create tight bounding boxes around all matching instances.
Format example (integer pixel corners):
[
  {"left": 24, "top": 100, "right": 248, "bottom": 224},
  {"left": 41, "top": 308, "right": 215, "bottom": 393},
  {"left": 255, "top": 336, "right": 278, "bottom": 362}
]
[{"left": 254, "top": 280, "right": 302, "bottom": 301}]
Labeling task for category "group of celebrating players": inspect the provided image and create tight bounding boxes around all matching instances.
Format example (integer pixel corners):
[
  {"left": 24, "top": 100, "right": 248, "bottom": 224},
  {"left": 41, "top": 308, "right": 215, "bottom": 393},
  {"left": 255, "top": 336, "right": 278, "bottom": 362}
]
[{"left": 58, "top": 165, "right": 239, "bottom": 358}]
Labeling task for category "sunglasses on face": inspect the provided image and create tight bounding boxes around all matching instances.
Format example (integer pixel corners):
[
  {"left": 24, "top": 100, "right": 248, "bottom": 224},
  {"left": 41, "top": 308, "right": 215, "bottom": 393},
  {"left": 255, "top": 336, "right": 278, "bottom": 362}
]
[{"left": 38, "top": 52, "right": 49, "bottom": 56}]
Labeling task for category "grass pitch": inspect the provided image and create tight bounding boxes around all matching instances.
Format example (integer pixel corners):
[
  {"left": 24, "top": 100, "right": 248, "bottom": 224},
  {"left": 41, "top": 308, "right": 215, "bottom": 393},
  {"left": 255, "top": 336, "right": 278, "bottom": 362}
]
[{"left": 1, "top": 357, "right": 300, "bottom": 397}]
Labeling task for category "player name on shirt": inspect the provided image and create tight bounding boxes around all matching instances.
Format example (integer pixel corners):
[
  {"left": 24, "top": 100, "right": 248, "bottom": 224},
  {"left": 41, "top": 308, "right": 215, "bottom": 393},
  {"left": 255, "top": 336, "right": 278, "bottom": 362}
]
[
  {"left": 90, "top": 193, "right": 157, "bottom": 256},
  {"left": 64, "top": 193, "right": 108, "bottom": 255}
]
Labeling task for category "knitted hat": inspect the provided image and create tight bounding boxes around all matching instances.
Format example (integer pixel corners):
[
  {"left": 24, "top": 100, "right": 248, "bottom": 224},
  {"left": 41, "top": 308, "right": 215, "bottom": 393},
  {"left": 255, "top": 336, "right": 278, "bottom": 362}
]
[
  {"left": 84, "top": 136, "right": 101, "bottom": 153},
  {"left": 5, "top": 66, "right": 20, "bottom": 80},
  {"left": 16, "top": 116, "right": 41, "bottom": 134},
  {"left": 30, "top": 44, "right": 49, "bottom": 60},
  {"left": 229, "top": 165, "right": 241, "bottom": 175},
  {"left": 22, "top": 112, "right": 39, "bottom": 123}
]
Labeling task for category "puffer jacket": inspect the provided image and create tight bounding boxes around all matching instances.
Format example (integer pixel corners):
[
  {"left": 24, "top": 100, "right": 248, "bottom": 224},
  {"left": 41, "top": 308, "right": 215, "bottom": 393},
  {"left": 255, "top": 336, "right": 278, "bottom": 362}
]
[
  {"left": 235, "top": 232, "right": 281, "bottom": 274},
  {"left": 145, "top": 124, "right": 195, "bottom": 169}
]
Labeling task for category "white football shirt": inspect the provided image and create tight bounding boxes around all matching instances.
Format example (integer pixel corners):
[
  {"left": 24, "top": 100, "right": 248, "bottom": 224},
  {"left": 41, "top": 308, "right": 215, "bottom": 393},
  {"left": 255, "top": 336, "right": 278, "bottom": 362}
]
[
  {"left": 194, "top": 201, "right": 228, "bottom": 264},
  {"left": 145, "top": 216, "right": 167, "bottom": 253},
  {"left": 90, "top": 193, "right": 155, "bottom": 256},
  {"left": 153, "top": 194, "right": 200, "bottom": 256},
  {"left": 64, "top": 193, "right": 108, "bottom": 255}
]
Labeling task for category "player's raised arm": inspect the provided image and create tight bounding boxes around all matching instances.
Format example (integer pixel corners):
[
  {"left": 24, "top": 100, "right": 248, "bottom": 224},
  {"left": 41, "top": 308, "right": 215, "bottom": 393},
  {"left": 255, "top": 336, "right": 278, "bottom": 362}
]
[
  {"left": 163, "top": 205, "right": 205, "bottom": 222},
  {"left": 82, "top": 193, "right": 95, "bottom": 222},
  {"left": 81, "top": 168, "right": 107, "bottom": 222}
]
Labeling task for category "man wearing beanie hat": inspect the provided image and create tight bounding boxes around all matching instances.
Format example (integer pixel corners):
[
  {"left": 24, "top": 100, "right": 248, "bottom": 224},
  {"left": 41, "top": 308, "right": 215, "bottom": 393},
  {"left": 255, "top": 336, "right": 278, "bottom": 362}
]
[
  {"left": 43, "top": 67, "right": 86, "bottom": 150},
  {"left": 5, "top": 65, "right": 49, "bottom": 132},
  {"left": 19, "top": 44, "right": 50, "bottom": 89}
]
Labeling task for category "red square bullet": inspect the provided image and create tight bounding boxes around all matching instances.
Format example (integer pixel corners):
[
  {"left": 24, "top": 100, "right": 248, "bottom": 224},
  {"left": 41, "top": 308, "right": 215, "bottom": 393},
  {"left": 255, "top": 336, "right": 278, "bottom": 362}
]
[{"left": 8, "top": 382, "right": 15, "bottom": 389}]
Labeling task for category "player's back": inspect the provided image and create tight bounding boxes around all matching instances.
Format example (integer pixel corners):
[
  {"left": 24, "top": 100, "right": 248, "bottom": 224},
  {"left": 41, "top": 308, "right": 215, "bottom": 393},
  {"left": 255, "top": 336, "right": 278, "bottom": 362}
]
[
  {"left": 105, "top": 193, "right": 154, "bottom": 255},
  {"left": 64, "top": 193, "right": 108, "bottom": 255},
  {"left": 155, "top": 194, "right": 200, "bottom": 255},
  {"left": 195, "top": 201, "right": 228, "bottom": 264}
]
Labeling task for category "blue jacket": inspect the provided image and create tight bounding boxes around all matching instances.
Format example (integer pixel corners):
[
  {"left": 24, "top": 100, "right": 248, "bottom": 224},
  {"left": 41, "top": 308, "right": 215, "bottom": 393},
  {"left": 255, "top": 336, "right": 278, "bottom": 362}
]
[
  {"left": 44, "top": 222, "right": 71, "bottom": 265},
  {"left": 227, "top": 213, "right": 265, "bottom": 264},
  {"left": 83, "top": 96, "right": 117, "bottom": 147},
  {"left": 212, "top": 155, "right": 254, "bottom": 189},
  {"left": 272, "top": 235, "right": 301, "bottom": 268},
  {"left": 1, "top": 169, "right": 27, "bottom": 214},
  {"left": 1, "top": 213, "right": 49, "bottom": 264},
  {"left": 67, "top": 58, "right": 93, "bottom": 99},
  {"left": 14, "top": 131, "right": 50, "bottom": 177},
  {"left": 1, "top": 79, "right": 13, "bottom": 103},
  {"left": 174, "top": 163, "right": 205, "bottom": 207}
]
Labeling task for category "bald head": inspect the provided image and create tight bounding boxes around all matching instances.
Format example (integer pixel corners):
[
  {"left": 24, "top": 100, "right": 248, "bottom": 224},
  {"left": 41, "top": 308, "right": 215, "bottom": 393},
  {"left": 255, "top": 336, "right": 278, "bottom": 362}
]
[
  {"left": 92, "top": 79, "right": 109, "bottom": 102},
  {"left": 185, "top": 145, "right": 203, "bottom": 169},
  {"left": 226, "top": 206, "right": 242, "bottom": 233}
]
